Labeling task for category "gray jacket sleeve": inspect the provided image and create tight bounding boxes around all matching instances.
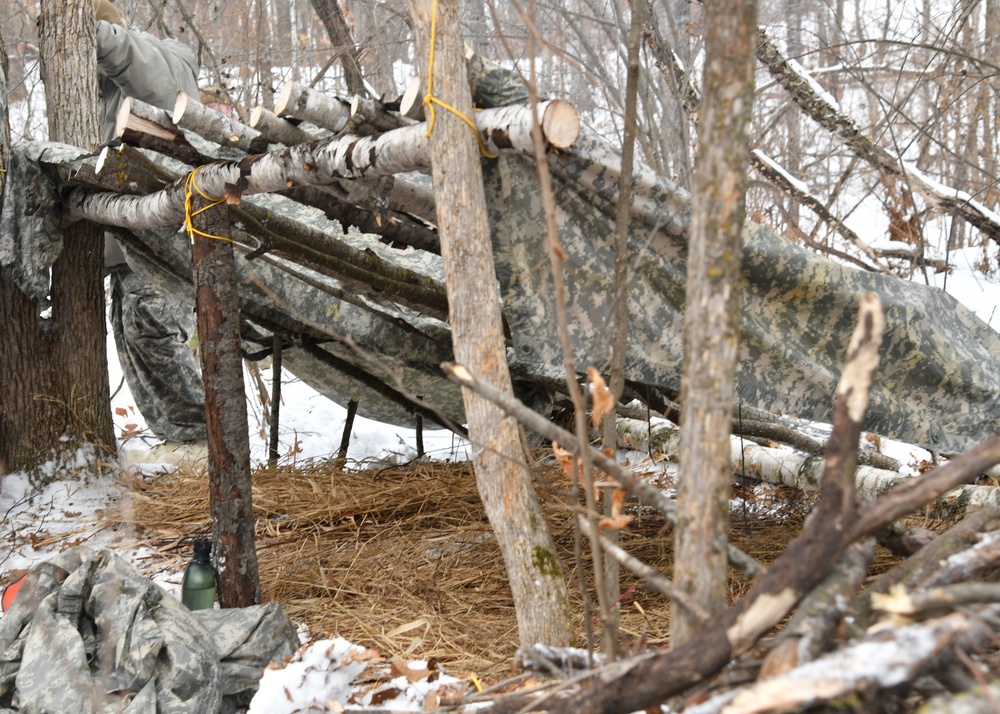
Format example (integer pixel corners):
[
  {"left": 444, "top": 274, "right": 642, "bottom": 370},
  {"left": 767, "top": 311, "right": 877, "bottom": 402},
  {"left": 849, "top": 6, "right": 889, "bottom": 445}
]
[{"left": 96, "top": 22, "right": 200, "bottom": 141}]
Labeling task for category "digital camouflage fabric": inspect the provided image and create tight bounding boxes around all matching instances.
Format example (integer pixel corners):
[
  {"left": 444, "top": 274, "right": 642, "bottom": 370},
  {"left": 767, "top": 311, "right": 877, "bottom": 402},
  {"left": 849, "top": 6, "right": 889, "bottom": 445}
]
[
  {"left": 0, "top": 547, "right": 298, "bottom": 714},
  {"left": 2, "top": 126, "right": 999, "bottom": 453},
  {"left": 485, "top": 133, "right": 1000, "bottom": 455}
]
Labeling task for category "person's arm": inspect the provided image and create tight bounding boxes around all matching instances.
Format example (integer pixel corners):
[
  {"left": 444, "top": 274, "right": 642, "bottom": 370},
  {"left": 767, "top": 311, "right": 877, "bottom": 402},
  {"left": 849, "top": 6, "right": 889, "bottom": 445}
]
[{"left": 96, "top": 21, "right": 199, "bottom": 112}]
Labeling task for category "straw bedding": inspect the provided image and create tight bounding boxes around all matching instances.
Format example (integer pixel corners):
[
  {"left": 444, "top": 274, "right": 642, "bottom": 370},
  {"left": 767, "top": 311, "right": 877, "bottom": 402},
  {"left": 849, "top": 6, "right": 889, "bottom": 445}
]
[{"left": 99, "top": 457, "right": 899, "bottom": 682}]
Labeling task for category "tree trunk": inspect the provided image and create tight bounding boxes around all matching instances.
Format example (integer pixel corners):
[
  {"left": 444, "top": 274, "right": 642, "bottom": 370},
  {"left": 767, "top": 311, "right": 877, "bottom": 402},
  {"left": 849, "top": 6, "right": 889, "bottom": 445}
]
[
  {"left": 408, "top": 0, "right": 571, "bottom": 648},
  {"left": 190, "top": 197, "right": 262, "bottom": 608},
  {"left": 671, "top": 0, "right": 757, "bottom": 644},
  {"left": 1, "top": 0, "right": 113, "bottom": 475},
  {"left": 308, "top": 0, "right": 366, "bottom": 96}
]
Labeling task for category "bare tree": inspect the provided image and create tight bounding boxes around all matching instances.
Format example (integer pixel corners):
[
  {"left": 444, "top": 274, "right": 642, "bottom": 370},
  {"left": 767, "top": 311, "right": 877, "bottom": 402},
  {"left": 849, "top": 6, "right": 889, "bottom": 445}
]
[
  {"left": 671, "top": 0, "right": 757, "bottom": 644},
  {"left": 407, "top": 0, "right": 571, "bottom": 648},
  {"left": 0, "top": 0, "right": 114, "bottom": 475}
]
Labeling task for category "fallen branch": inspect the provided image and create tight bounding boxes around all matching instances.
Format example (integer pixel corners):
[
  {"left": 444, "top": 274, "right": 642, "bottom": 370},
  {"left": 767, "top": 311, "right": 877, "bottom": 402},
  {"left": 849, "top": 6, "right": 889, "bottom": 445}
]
[
  {"left": 515, "top": 644, "right": 605, "bottom": 676},
  {"left": 854, "top": 508, "right": 1000, "bottom": 629},
  {"left": 687, "top": 612, "right": 970, "bottom": 714},
  {"left": 758, "top": 541, "right": 874, "bottom": 679},
  {"left": 873, "top": 582, "right": 1000, "bottom": 620},
  {"left": 485, "top": 294, "right": 882, "bottom": 714}
]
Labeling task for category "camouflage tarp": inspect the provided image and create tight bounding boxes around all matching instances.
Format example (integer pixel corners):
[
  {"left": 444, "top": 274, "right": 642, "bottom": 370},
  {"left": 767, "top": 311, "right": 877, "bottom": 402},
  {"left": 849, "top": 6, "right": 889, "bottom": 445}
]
[
  {"left": 3, "top": 128, "right": 1000, "bottom": 454},
  {"left": 0, "top": 547, "right": 298, "bottom": 714},
  {"left": 485, "top": 133, "right": 1000, "bottom": 454}
]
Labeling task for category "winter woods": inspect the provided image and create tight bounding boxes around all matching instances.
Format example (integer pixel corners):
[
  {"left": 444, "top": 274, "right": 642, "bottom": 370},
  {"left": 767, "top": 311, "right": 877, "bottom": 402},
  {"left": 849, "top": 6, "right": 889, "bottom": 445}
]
[{"left": 3, "top": 0, "right": 1000, "bottom": 711}]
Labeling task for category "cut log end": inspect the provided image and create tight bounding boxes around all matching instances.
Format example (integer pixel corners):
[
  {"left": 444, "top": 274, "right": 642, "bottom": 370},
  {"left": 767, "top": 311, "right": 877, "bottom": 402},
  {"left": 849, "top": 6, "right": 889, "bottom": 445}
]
[
  {"left": 96, "top": 146, "right": 110, "bottom": 175},
  {"left": 172, "top": 91, "right": 190, "bottom": 124},
  {"left": 274, "top": 81, "right": 298, "bottom": 117},
  {"left": 542, "top": 100, "right": 581, "bottom": 150},
  {"left": 249, "top": 105, "right": 264, "bottom": 129},
  {"left": 400, "top": 77, "right": 424, "bottom": 120},
  {"left": 115, "top": 97, "right": 134, "bottom": 139}
]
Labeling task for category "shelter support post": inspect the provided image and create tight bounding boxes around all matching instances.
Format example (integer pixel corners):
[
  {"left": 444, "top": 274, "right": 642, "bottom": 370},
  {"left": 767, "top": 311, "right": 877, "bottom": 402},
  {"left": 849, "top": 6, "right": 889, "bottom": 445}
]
[{"left": 190, "top": 194, "right": 262, "bottom": 608}]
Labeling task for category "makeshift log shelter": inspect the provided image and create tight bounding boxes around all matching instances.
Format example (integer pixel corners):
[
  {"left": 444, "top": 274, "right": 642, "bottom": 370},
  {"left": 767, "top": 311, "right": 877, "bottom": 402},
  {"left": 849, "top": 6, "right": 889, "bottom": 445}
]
[{"left": 2, "top": 61, "right": 1000, "bottom": 455}]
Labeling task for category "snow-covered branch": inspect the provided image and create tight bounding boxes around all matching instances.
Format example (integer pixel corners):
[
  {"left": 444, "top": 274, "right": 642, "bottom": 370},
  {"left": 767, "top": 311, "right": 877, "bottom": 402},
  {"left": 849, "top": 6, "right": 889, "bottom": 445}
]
[{"left": 755, "top": 25, "right": 1000, "bottom": 245}]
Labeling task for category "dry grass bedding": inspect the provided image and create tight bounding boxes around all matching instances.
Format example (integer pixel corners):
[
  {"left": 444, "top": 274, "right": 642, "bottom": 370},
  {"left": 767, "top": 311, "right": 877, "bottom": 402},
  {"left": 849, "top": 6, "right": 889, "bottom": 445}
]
[{"left": 99, "top": 457, "right": 904, "bottom": 683}]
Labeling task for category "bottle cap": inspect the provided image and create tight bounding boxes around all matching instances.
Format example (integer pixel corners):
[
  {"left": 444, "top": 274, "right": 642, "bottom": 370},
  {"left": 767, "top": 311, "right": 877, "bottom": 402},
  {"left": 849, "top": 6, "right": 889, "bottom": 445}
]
[{"left": 193, "top": 538, "right": 212, "bottom": 559}]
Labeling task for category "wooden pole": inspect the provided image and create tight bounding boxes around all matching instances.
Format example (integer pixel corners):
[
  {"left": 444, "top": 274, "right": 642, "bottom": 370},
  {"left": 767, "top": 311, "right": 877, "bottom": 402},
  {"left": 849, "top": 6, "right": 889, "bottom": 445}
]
[
  {"left": 268, "top": 335, "right": 282, "bottom": 466},
  {"left": 337, "top": 396, "right": 359, "bottom": 461},
  {"left": 190, "top": 193, "right": 261, "bottom": 608}
]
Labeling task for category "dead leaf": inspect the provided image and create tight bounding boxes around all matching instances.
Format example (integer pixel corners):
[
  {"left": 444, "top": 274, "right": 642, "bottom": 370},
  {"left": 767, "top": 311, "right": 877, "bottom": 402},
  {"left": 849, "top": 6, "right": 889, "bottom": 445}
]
[
  {"left": 390, "top": 658, "right": 432, "bottom": 684},
  {"left": 598, "top": 487, "right": 631, "bottom": 530},
  {"left": 342, "top": 648, "right": 385, "bottom": 665},
  {"left": 369, "top": 686, "right": 403, "bottom": 705},
  {"left": 114, "top": 407, "right": 129, "bottom": 417},
  {"left": 598, "top": 513, "right": 632, "bottom": 530},
  {"left": 552, "top": 442, "right": 580, "bottom": 481},
  {"left": 386, "top": 618, "right": 428, "bottom": 638},
  {"left": 611, "top": 486, "right": 626, "bottom": 515},
  {"left": 223, "top": 182, "right": 243, "bottom": 205},
  {"left": 588, "top": 366, "right": 613, "bottom": 429}
]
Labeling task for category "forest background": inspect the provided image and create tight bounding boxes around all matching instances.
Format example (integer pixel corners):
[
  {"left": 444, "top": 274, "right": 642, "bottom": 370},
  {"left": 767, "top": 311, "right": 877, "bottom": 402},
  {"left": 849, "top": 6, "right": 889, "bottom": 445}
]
[
  {"left": 3, "top": 0, "right": 1000, "bottom": 294},
  {"left": 2, "top": 0, "right": 1000, "bottom": 710}
]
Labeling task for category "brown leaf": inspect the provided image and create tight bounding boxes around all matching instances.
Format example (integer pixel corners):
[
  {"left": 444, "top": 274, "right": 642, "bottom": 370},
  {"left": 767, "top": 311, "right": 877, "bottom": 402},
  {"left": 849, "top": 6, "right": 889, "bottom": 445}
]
[
  {"left": 223, "top": 182, "right": 243, "bottom": 205},
  {"left": 611, "top": 486, "right": 626, "bottom": 515},
  {"left": 342, "top": 647, "right": 385, "bottom": 665},
  {"left": 552, "top": 442, "right": 580, "bottom": 481},
  {"left": 598, "top": 513, "right": 632, "bottom": 530},
  {"left": 598, "top": 487, "right": 631, "bottom": 530},
  {"left": 390, "top": 659, "right": 433, "bottom": 684},
  {"left": 369, "top": 687, "right": 402, "bottom": 705},
  {"left": 588, "top": 366, "right": 614, "bottom": 429}
]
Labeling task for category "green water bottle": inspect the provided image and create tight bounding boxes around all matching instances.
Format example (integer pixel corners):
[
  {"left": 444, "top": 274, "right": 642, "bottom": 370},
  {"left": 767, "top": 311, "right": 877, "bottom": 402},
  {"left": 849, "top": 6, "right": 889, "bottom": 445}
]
[{"left": 181, "top": 538, "right": 217, "bottom": 610}]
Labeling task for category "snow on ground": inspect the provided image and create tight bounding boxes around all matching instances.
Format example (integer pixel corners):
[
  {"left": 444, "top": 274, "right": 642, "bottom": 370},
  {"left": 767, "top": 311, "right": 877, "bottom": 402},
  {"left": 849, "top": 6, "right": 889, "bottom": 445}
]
[
  {"left": 0, "top": 300, "right": 477, "bottom": 711},
  {"left": 1, "top": 257, "right": 999, "bottom": 710}
]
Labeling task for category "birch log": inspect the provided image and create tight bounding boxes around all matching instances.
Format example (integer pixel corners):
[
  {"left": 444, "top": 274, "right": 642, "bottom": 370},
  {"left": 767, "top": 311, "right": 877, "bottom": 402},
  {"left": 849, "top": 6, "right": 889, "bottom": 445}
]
[
  {"left": 116, "top": 95, "right": 177, "bottom": 140},
  {"left": 275, "top": 80, "right": 353, "bottom": 133},
  {"left": 173, "top": 92, "right": 270, "bottom": 153},
  {"left": 67, "top": 100, "right": 580, "bottom": 229},
  {"left": 613, "top": 416, "right": 1000, "bottom": 516},
  {"left": 115, "top": 97, "right": 211, "bottom": 167},
  {"left": 249, "top": 105, "right": 321, "bottom": 146}
]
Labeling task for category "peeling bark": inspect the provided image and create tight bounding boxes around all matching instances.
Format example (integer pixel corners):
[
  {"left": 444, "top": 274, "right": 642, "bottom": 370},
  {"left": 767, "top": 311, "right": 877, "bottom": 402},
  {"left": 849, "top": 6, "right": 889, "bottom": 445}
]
[{"left": 66, "top": 100, "right": 580, "bottom": 229}]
